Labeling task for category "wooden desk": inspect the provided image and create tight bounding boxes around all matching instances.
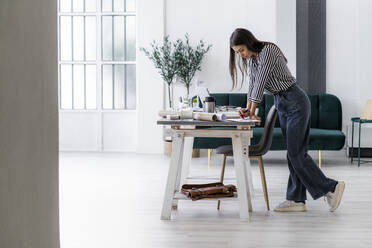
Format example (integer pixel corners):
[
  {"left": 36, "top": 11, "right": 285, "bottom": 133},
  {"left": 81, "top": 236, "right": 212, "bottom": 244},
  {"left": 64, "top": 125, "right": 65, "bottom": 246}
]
[{"left": 157, "top": 119, "right": 256, "bottom": 221}]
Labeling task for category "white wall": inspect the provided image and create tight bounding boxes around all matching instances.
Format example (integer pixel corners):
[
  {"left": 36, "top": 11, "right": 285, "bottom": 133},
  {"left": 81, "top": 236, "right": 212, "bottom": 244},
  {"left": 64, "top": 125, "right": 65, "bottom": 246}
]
[
  {"left": 276, "top": 0, "right": 296, "bottom": 77},
  {"left": 136, "top": 0, "right": 165, "bottom": 153},
  {"left": 0, "top": 0, "right": 59, "bottom": 247},
  {"left": 327, "top": 0, "right": 372, "bottom": 132}
]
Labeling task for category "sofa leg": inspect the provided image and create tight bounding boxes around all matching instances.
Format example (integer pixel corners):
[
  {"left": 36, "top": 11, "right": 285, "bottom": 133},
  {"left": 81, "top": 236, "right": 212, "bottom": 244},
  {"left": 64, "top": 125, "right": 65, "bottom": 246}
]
[
  {"left": 318, "top": 150, "right": 322, "bottom": 168},
  {"left": 208, "top": 149, "right": 212, "bottom": 167}
]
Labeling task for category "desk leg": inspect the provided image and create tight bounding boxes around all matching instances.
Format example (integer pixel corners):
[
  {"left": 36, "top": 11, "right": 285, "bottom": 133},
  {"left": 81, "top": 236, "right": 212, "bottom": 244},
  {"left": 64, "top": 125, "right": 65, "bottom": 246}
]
[
  {"left": 232, "top": 134, "right": 252, "bottom": 220},
  {"left": 241, "top": 133, "right": 254, "bottom": 201},
  {"left": 179, "top": 137, "right": 194, "bottom": 187},
  {"left": 172, "top": 137, "right": 194, "bottom": 209},
  {"left": 161, "top": 132, "right": 185, "bottom": 220}
]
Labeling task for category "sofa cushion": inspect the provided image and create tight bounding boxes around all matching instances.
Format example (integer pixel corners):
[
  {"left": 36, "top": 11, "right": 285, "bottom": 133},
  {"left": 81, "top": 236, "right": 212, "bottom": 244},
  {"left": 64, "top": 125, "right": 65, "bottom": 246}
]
[
  {"left": 308, "top": 95, "right": 319, "bottom": 128},
  {"left": 318, "top": 94, "right": 342, "bottom": 130},
  {"left": 308, "top": 128, "right": 345, "bottom": 150},
  {"left": 251, "top": 127, "right": 345, "bottom": 151}
]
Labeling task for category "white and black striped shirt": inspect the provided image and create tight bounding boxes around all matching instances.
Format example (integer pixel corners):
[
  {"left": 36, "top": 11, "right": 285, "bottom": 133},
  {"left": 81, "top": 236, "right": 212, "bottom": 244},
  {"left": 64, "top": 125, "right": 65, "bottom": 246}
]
[{"left": 247, "top": 44, "right": 296, "bottom": 103}]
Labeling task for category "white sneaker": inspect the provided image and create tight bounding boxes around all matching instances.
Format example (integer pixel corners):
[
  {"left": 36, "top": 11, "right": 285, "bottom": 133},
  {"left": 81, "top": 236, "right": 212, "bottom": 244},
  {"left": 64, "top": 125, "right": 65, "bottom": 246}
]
[
  {"left": 326, "top": 181, "right": 345, "bottom": 212},
  {"left": 274, "top": 200, "right": 307, "bottom": 212}
]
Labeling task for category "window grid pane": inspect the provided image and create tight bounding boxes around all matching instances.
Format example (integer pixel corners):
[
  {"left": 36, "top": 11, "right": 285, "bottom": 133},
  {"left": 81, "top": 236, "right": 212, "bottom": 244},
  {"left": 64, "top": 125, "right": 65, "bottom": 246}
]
[
  {"left": 114, "top": 65, "right": 125, "bottom": 109},
  {"left": 86, "top": 65, "right": 97, "bottom": 109},
  {"left": 102, "top": 65, "right": 113, "bottom": 109},
  {"left": 114, "top": 0, "right": 125, "bottom": 12},
  {"left": 73, "top": 16, "right": 85, "bottom": 61},
  {"left": 85, "top": 16, "right": 97, "bottom": 60},
  {"left": 60, "top": 64, "right": 73, "bottom": 109},
  {"left": 126, "top": 0, "right": 136, "bottom": 12},
  {"left": 114, "top": 16, "right": 125, "bottom": 61},
  {"left": 126, "top": 16, "right": 136, "bottom": 61},
  {"left": 102, "top": 16, "right": 113, "bottom": 61},
  {"left": 102, "top": 0, "right": 113, "bottom": 12},
  {"left": 73, "top": 0, "right": 84, "bottom": 12},
  {"left": 60, "top": 0, "right": 72, "bottom": 12},
  {"left": 126, "top": 64, "right": 136, "bottom": 109},
  {"left": 60, "top": 16, "right": 72, "bottom": 61},
  {"left": 73, "top": 64, "right": 85, "bottom": 109},
  {"left": 85, "top": 0, "right": 96, "bottom": 12}
]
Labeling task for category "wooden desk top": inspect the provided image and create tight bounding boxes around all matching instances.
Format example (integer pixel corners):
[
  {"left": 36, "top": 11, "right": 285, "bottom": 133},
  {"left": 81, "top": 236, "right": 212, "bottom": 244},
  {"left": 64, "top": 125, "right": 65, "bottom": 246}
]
[{"left": 157, "top": 118, "right": 257, "bottom": 127}]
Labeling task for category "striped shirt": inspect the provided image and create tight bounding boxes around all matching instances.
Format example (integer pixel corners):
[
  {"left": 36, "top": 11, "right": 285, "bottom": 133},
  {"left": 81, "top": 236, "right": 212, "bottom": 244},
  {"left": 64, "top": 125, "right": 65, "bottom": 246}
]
[{"left": 247, "top": 44, "right": 296, "bottom": 103}]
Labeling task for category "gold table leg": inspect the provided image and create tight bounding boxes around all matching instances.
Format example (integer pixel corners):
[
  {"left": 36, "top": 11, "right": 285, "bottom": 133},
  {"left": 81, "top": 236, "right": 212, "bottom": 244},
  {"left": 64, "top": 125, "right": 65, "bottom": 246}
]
[
  {"left": 208, "top": 149, "right": 212, "bottom": 167},
  {"left": 318, "top": 150, "right": 322, "bottom": 168}
]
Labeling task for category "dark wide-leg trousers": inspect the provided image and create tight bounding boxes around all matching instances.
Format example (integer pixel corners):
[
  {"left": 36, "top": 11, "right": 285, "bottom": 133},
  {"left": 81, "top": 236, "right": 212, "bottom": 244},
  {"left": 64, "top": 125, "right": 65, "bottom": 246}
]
[{"left": 273, "top": 84, "right": 337, "bottom": 201}]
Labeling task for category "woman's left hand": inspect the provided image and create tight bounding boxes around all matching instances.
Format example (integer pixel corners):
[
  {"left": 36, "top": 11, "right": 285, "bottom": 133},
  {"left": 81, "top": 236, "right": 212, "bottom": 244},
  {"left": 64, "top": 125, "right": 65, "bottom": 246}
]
[{"left": 250, "top": 114, "right": 261, "bottom": 125}]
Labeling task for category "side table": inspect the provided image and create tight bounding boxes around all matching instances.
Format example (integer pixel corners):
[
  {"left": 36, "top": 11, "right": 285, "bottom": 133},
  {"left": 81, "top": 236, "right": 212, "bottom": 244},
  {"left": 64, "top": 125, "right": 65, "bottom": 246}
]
[{"left": 350, "top": 117, "right": 372, "bottom": 167}]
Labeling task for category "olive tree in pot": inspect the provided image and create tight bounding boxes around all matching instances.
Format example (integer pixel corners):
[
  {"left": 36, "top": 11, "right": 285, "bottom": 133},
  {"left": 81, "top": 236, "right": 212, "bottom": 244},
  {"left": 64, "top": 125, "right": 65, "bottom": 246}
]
[
  {"left": 140, "top": 36, "right": 179, "bottom": 109},
  {"left": 174, "top": 34, "right": 212, "bottom": 104}
]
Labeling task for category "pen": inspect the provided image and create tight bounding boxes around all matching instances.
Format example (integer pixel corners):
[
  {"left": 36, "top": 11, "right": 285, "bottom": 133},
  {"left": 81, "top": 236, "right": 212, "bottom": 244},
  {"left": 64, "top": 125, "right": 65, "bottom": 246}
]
[{"left": 240, "top": 111, "right": 248, "bottom": 119}]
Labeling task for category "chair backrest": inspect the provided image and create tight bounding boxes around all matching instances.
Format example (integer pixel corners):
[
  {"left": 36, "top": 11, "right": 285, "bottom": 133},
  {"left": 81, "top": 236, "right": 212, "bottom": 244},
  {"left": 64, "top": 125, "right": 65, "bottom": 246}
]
[{"left": 253, "top": 105, "right": 278, "bottom": 155}]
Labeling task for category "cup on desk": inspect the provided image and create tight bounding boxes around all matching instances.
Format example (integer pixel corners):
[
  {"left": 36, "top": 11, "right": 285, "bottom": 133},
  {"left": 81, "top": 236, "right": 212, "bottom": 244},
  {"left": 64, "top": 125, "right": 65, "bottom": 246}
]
[{"left": 203, "top": 96, "right": 215, "bottom": 113}]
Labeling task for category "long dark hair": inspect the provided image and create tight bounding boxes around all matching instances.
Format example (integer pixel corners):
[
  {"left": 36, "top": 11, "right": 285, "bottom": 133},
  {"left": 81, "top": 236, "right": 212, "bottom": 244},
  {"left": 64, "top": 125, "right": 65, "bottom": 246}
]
[{"left": 229, "top": 28, "right": 286, "bottom": 89}]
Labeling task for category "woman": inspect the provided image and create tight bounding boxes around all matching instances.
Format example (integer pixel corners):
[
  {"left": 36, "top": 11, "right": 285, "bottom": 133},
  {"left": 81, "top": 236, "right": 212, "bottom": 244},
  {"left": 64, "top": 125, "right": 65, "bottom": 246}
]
[{"left": 229, "top": 28, "right": 345, "bottom": 212}]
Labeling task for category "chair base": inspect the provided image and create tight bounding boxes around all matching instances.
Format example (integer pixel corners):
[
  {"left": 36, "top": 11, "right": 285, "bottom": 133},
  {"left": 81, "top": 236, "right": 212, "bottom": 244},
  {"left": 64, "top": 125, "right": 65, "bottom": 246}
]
[{"left": 217, "top": 154, "right": 270, "bottom": 211}]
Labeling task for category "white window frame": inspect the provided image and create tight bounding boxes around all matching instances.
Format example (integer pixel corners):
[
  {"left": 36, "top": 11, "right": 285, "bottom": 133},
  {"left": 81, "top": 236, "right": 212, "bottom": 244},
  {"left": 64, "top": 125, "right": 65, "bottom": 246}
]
[{"left": 58, "top": 0, "right": 137, "bottom": 113}]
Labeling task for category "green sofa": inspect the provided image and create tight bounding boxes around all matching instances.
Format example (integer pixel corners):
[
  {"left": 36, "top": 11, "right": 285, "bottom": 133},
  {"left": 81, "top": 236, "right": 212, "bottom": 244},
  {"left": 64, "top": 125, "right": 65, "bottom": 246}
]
[{"left": 193, "top": 93, "right": 346, "bottom": 155}]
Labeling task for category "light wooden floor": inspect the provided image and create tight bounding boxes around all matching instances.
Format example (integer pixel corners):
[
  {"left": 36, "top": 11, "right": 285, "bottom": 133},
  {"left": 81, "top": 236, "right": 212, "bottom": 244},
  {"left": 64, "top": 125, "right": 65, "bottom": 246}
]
[{"left": 59, "top": 150, "right": 372, "bottom": 248}]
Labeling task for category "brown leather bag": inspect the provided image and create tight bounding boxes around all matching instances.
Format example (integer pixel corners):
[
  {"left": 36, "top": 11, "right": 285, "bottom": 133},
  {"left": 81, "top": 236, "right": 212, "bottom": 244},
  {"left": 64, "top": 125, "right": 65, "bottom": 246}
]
[{"left": 181, "top": 182, "right": 237, "bottom": 201}]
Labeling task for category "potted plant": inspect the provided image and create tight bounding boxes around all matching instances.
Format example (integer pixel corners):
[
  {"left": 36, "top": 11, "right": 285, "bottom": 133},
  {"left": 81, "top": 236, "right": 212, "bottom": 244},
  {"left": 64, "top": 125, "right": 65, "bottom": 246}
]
[
  {"left": 140, "top": 36, "right": 179, "bottom": 109},
  {"left": 174, "top": 34, "right": 212, "bottom": 103}
]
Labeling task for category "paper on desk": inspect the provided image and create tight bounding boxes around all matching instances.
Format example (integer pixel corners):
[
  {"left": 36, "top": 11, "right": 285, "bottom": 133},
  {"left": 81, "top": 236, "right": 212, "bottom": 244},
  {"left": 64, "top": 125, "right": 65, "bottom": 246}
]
[
  {"left": 226, "top": 118, "right": 260, "bottom": 123},
  {"left": 217, "top": 111, "right": 240, "bottom": 119}
]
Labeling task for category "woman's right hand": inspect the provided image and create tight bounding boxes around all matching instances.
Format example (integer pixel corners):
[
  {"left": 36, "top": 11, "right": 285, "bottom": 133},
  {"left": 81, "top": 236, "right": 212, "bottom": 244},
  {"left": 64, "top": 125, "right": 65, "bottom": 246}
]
[{"left": 238, "top": 109, "right": 250, "bottom": 118}]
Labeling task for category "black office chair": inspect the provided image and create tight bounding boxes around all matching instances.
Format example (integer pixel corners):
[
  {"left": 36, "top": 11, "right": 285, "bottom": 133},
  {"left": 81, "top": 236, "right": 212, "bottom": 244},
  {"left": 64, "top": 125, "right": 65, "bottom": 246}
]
[{"left": 216, "top": 105, "right": 278, "bottom": 210}]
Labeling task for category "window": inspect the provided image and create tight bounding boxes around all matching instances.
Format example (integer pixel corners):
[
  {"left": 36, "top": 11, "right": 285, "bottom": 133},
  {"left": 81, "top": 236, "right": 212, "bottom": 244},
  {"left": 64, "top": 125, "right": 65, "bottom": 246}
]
[{"left": 58, "top": 0, "right": 136, "bottom": 110}]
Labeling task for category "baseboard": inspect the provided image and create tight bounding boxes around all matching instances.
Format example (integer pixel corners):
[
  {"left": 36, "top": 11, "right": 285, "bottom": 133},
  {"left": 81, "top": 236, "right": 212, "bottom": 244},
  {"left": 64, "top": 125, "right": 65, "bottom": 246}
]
[{"left": 348, "top": 147, "right": 372, "bottom": 158}]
